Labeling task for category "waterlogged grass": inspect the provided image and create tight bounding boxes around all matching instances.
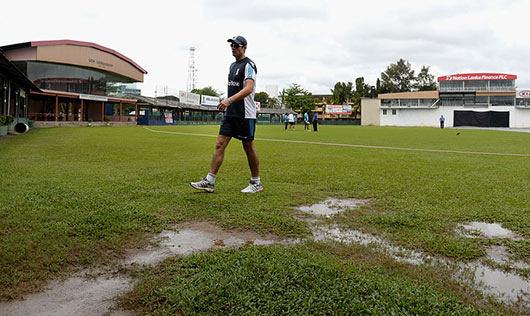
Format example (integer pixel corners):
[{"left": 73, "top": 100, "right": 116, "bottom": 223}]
[
  {"left": 122, "top": 246, "right": 498, "bottom": 315},
  {"left": 1, "top": 125, "right": 529, "bottom": 313}
]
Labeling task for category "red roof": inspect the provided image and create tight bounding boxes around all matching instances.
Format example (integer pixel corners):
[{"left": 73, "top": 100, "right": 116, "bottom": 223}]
[{"left": 30, "top": 40, "right": 147, "bottom": 74}]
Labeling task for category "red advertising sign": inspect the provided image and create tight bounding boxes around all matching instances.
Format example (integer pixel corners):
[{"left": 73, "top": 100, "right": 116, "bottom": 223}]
[
  {"left": 438, "top": 73, "right": 517, "bottom": 81},
  {"left": 517, "top": 90, "right": 530, "bottom": 98}
]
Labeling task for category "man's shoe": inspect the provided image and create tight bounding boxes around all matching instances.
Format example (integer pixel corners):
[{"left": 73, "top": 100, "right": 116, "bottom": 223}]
[
  {"left": 241, "top": 181, "right": 263, "bottom": 193},
  {"left": 190, "top": 178, "right": 215, "bottom": 193}
]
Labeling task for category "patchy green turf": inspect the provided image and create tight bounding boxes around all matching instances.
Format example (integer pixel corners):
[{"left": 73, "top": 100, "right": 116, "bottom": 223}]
[
  {"left": 1, "top": 125, "right": 529, "bottom": 314},
  {"left": 121, "top": 246, "right": 499, "bottom": 316}
]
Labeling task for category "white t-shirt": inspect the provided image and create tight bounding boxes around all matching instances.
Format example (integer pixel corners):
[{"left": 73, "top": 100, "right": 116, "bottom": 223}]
[{"left": 288, "top": 113, "right": 295, "bottom": 123}]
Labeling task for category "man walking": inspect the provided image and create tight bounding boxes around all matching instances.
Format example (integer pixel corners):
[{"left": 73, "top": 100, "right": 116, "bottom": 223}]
[
  {"left": 312, "top": 112, "right": 318, "bottom": 132},
  {"left": 190, "top": 35, "right": 262, "bottom": 193},
  {"left": 440, "top": 114, "right": 445, "bottom": 128}
]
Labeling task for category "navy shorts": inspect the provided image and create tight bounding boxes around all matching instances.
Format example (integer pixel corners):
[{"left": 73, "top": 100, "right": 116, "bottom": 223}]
[{"left": 219, "top": 116, "right": 256, "bottom": 141}]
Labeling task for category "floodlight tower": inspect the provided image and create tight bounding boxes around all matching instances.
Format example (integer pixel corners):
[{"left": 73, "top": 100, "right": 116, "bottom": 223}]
[{"left": 187, "top": 47, "right": 197, "bottom": 92}]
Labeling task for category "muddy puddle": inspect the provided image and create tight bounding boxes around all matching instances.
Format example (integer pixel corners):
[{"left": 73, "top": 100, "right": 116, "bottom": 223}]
[
  {"left": 298, "top": 199, "right": 530, "bottom": 308},
  {"left": 296, "top": 197, "right": 369, "bottom": 217},
  {"left": 459, "top": 222, "right": 523, "bottom": 240},
  {"left": 312, "top": 223, "right": 530, "bottom": 306},
  {"left": 0, "top": 222, "right": 291, "bottom": 316}
]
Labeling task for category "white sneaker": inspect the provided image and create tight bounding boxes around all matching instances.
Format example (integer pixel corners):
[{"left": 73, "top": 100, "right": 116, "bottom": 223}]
[
  {"left": 241, "top": 181, "right": 263, "bottom": 193},
  {"left": 190, "top": 178, "right": 215, "bottom": 193}
]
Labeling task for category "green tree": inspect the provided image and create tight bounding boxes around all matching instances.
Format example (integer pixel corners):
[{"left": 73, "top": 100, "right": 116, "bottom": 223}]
[
  {"left": 283, "top": 83, "right": 316, "bottom": 113},
  {"left": 255, "top": 91, "right": 270, "bottom": 105},
  {"left": 330, "top": 82, "right": 354, "bottom": 104},
  {"left": 352, "top": 77, "right": 373, "bottom": 119},
  {"left": 413, "top": 66, "right": 437, "bottom": 91},
  {"left": 191, "top": 86, "right": 222, "bottom": 97},
  {"left": 380, "top": 59, "right": 415, "bottom": 93},
  {"left": 268, "top": 97, "right": 279, "bottom": 109}
]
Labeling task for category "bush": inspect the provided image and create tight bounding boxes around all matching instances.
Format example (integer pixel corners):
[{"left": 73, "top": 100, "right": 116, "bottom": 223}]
[{"left": 0, "top": 115, "right": 14, "bottom": 126}]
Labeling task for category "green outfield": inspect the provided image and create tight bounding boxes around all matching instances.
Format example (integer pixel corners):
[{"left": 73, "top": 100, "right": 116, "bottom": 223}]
[{"left": 1, "top": 125, "right": 529, "bottom": 314}]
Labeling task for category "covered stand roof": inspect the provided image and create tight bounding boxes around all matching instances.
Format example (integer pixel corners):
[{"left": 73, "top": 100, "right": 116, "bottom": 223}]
[
  {"left": 0, "top": 49, "right": 40, "bottom": 91},
  {"left": 1, "top": 40, "right": 147, "bottom": 82}
]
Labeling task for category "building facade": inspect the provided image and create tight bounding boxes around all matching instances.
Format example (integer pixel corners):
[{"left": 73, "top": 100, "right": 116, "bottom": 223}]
[
  {"left": 0, "top": 40, "right": 146, "bottom": 125},
  {"left": 363, "top": 73, "right": 530, "bottom": 128}
]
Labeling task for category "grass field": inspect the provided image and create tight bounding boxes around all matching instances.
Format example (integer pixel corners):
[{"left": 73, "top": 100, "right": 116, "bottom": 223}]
[{"left": 1, "top": 125, "right": 529, "bottom": 314}]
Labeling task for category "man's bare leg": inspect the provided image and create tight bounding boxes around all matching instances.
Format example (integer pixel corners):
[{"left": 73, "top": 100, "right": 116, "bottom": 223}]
[
  {"left": 209, "top": 135, "right": 232, "bottom": 174},
  {"left": 190, "top": 135, "right": 231, "bottom": 192},
  {"left": 242, "top": 140, "right": 259, "bottom": 178}
]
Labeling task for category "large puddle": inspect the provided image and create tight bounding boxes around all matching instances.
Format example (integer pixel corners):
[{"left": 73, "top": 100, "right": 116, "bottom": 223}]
[
  {"left": 0, "top": 222, "right": 291, "bottom": 316},
  {"left": 125, "top": 222, "right": 285, "bottom": 266}
]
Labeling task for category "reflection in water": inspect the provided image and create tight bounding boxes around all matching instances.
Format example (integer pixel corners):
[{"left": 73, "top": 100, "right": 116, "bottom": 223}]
[{"left": 460, "top": 222, "right": 522, "bottom": 240}]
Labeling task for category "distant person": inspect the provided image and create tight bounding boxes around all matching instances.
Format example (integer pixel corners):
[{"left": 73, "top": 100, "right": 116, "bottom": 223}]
[
  {"left": 284, "top": 113, "right": 288, "bottom": 130},
  {"left": 190, "top": 35, "right": 262, "bottom": 193},
  {"left": 440, "top": 114, "right": 445, "bottom": 128},
  {"left": 288, "top": 113, "right": 295, "bottom": 130},
  {"left": 304, "top": 112, "right": 310, "bottom": 131},
  {"left": 312, "top": 112, "right": 318, "bottom": 132}
]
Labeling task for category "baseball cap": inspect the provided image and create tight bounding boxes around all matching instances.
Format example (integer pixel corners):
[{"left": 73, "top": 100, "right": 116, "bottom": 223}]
[{"left": 227, "top": 35, "right": 247, "bottom": 46}]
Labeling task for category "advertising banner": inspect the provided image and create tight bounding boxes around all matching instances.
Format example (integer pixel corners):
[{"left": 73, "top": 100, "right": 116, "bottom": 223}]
[
  {"left": 517, "top": 90, "right": 530, "bottom": 99},
  {"left": 438, "top": 73, "right": 517, "bottom": 81},
  {"left": 179, "top": 90, "right": 200, "bottom": 105},
  {"left": 255, "top": 101, "right": 261, "bottom": 111},
  {"left": 325, "top": 105, "right": 352, "bottom": 115},
  {"left": 201, "top": 95, "right": 220, "bottom": 106},
  {"left": 79, "top": 94, "right": 108, "bottom": 102}
]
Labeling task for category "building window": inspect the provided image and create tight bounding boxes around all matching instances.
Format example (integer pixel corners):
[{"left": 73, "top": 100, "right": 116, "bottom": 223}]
[
  {"left": 383, "top": 109, "right": 387, "bottom": 115},
  {"left": 392, "top": 109, "right": 397, "bottom": 115},
  {"left": 490, "top": 96, "right": 514, "bottom": 106}
]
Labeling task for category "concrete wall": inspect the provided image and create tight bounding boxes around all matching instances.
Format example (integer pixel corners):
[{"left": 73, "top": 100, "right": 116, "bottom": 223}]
[
  {"left": 380, "top": 106, "right": 530, "bottom": 128},
  {"left": 361, "top": 98, "right": 380, "bottom": 126}
]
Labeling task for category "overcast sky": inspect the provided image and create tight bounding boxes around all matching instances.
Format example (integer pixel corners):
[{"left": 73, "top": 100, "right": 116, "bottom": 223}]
[{"left": 2, "top": 0, "right": 530, "bottom": 97}]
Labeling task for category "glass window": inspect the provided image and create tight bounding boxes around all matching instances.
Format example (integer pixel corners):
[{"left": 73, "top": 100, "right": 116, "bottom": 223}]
[
  {"left": 19, "top": 61, "right": 134, "bottom": 96},
  {"left": 392, "top": 109, "right": 397, "bottom": 115},
  {"left": 440, "top": 81, "right": 463, "bottom": 91},
  {"left": 516, "top": 98, "right": 530, "bottom": 106},
  {"left": 490, "top": 96, "right": 514, "bottom": 106},
  {"left": 464, "top": 80, "right": 487, "bottom": 91},
  {"left": 401, "top": 99, "right": 418, "bottom": 107},
  {"left": 490, "top": 80, "right": 515, "bottom": 90},
  {"left": 382, "top": 109, "right": 387, "bottom": 115}
]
